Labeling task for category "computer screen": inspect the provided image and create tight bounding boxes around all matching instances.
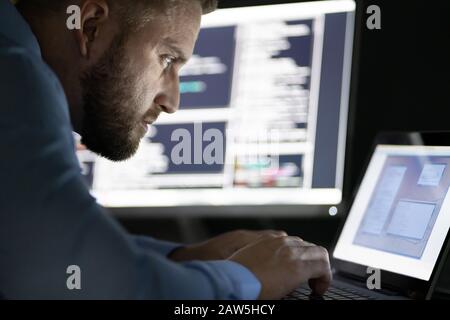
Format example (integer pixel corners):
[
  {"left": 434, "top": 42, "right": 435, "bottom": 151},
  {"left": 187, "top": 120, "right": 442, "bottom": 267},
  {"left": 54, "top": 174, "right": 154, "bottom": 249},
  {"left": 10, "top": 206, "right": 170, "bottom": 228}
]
[
  {"left": 334, "top": 145, "right": 450, "bottom": 281},
  {"left": 76, "top": 0, "right": 356, "bottom": 207}
]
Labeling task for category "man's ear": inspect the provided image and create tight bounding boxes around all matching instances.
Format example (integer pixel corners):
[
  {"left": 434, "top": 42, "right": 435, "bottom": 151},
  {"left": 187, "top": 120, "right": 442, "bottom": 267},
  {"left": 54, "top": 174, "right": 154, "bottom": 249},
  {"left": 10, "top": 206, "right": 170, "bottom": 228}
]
[{"left": 74, "top": 0, "right": 110, "bottom": 58}]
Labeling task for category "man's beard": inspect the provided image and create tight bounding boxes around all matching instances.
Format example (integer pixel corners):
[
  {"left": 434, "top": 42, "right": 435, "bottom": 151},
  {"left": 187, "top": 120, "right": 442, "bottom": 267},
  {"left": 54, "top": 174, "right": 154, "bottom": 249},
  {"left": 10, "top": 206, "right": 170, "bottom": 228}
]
[{"left": 79, "top": 34, "right": 144, "bottom": 162}]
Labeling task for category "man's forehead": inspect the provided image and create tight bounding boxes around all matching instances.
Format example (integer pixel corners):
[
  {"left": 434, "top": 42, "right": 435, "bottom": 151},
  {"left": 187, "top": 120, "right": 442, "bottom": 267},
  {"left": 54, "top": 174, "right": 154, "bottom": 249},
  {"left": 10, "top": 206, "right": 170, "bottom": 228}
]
[
  {"left": 135, "top": 3, "right": 201, "bottom": 57},
  {"left": 162, "top": 1, "right": 202, "bottom": 39},
  {"left": 160, "top": 17, "right": 201, "bottom": 57}
]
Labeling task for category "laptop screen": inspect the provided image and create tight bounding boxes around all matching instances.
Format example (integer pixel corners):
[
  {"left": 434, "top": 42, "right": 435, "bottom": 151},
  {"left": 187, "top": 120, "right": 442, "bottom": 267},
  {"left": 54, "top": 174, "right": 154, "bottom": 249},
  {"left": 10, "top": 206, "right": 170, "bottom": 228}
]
[{"left": 334, "top": 145, "right": 450, "bottom": 281}]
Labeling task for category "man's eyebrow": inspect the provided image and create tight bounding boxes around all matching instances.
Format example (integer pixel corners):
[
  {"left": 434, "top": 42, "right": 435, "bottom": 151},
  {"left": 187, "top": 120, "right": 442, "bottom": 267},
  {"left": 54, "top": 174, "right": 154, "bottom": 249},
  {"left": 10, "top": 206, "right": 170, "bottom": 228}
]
[{"left": 162, "top": 38, "right": 189, "bottom": 64}]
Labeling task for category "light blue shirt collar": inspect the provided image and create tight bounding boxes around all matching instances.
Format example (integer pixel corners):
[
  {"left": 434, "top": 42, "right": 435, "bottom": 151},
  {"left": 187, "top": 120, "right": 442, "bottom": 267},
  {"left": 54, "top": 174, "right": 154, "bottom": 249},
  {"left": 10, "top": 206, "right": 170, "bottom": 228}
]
[{"left": 0, "top": 0, "right": 42, "bottom": 57}]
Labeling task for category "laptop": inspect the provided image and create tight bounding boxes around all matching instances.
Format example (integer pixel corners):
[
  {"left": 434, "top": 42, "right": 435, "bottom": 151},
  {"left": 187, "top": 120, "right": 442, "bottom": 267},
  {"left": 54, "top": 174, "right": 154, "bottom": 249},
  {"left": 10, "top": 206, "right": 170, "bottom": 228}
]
[{"left": 284, "top": 132, "right": 450, "bottom": 300}]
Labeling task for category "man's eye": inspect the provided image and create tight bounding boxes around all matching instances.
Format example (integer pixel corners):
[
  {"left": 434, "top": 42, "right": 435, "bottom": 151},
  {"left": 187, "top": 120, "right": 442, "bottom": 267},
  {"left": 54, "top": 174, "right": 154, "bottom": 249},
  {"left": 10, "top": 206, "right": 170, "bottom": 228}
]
[{"left": 162, "top": 55, "right": 176, "bottom": 70}]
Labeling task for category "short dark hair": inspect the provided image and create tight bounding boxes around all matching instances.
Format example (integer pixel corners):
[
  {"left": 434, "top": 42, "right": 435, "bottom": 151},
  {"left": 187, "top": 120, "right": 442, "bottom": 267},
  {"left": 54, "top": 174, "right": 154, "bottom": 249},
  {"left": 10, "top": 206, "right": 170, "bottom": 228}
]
[
  {"left": 15, "top": 0, "right": 218, "bottom": 33},
  {"left": 199, "top": 0, "right": 217, "bottom": 14},
  {"left": 15, "top": 0, "right": 218, "bottom": 15},
  {"left": 119, "top": 0, "right": 218, "bottom": 30}
]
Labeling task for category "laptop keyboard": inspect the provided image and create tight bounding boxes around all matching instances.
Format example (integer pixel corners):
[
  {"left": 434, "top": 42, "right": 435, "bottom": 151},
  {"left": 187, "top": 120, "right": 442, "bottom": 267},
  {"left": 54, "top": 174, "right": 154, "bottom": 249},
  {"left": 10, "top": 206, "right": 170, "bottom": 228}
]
[{"left": 283, "top": 284, "right": 378, "bottom": 300}]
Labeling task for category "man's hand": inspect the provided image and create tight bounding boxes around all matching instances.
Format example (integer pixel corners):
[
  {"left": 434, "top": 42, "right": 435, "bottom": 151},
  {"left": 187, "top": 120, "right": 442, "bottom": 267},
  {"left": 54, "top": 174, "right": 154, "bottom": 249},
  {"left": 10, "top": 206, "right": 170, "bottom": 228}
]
[
  {"left": 168, "top": 229, "right": 287, "bottom": 262},
  {"left": 229, "top": 234, "right": 332, "bottom": 300}
]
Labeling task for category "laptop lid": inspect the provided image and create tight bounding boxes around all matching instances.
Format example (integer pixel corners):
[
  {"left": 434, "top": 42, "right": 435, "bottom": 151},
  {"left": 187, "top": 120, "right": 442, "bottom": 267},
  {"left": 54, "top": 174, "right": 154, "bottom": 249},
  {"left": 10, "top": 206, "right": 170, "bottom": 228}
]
[{"left": 332, "top": 132, "right": 450, "bottom": 299}]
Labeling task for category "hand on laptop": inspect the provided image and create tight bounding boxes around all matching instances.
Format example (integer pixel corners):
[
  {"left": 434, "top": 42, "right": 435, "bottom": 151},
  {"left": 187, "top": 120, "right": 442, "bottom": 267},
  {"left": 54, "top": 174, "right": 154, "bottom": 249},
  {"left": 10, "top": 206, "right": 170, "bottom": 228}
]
[
  {"left": 228, "top": 234, "right": 332, "bottom": 300},
  {"left": 168, "top": 229, "right": 287, "bottom": 261}
]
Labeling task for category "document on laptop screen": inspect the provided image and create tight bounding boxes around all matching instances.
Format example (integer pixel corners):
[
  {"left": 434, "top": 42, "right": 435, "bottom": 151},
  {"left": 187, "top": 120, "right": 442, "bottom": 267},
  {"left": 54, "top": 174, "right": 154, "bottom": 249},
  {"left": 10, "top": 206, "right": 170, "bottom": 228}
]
[{"left": 334, "top": 145, "right": 450, "bottom": 280}]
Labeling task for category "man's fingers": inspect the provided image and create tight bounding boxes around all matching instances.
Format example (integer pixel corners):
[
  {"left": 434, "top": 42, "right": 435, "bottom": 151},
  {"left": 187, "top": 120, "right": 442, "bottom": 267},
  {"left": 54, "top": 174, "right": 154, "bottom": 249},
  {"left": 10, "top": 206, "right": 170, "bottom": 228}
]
[
  {"left": 280, "top": 244, "right": 331, "bottom": 295},
  {"left": 234, "top": 229, "right": 288, "bottom": 241},
  {"left": 256, "top": 230, "right": 288, "bottom": 237},
  {"left": 298, "top": 240, "right": 314, "bottom": 247},
  {"left": 278, "top": 236, "right": 304, "bottom": 247},
  {"left": 301, "top": 246, "right": 332, "bottom": 295},
  {"left": 308, "top": 264, "right": 332, "bottom": 296}
]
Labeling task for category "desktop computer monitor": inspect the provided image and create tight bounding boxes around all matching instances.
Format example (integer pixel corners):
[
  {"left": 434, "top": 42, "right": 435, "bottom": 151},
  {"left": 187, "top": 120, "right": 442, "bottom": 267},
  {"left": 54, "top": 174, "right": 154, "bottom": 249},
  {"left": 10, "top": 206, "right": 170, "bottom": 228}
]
[{"left": 76, "top": 0, "right": 357, "bottom": 209}]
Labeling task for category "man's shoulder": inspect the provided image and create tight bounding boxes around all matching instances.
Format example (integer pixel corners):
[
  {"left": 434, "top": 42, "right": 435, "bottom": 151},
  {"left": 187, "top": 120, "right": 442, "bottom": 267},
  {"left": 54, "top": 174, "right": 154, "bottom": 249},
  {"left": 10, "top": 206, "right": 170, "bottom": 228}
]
[
  {"left": 0, "top": 36, "right": 61, "bottom": 92},
  {"left": 0, "top": 34, "right": 41, "bottom": 72},
  {"left": 0, "top": 36, "right": 70, "bottom": 130}
]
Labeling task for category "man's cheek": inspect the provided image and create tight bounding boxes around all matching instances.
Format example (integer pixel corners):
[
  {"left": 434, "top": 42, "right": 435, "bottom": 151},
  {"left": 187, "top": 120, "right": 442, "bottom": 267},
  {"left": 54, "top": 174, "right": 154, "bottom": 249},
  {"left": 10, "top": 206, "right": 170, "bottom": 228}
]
[{"left": 141, "top": 79, "right": 159, "bottom": 108}]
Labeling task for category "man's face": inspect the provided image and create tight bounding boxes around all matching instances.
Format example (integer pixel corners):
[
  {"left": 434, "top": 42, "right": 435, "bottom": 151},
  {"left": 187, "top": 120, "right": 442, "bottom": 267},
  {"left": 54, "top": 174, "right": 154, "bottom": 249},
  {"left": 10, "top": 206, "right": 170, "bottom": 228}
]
[{"left": 80, "top": 2, "right": 202, "bottom": 161}]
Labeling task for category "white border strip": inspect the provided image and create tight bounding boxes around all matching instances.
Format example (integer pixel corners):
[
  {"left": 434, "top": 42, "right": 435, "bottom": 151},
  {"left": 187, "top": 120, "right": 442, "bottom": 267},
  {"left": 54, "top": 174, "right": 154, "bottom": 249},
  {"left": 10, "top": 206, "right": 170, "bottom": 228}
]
[
  {"left": 202, "top": 1, "right": 356, "bottom": 27},
  {"left": 94, "top": 188, "right": 342, "bottom": 207},
  {"left": 335, "top": 11, "right": 356, "bottom": 189}
]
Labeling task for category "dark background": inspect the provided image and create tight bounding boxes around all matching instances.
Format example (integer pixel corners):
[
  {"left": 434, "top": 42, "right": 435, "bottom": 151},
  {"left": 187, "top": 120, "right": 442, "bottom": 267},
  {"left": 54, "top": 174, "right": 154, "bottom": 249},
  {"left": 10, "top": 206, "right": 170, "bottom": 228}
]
[{"left": 117, "top": 0, "right": 450, "bottom": 288}]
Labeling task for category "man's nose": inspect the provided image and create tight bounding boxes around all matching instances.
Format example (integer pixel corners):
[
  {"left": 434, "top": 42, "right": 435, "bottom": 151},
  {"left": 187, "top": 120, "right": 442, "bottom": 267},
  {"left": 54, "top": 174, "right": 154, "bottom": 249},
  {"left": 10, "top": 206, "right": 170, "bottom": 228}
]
[{"left": 153, "top": 74, "right": 180, "bottom": 114}]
